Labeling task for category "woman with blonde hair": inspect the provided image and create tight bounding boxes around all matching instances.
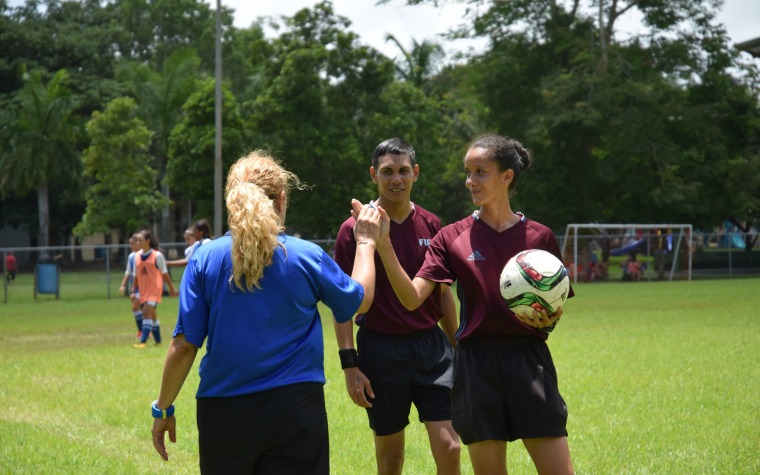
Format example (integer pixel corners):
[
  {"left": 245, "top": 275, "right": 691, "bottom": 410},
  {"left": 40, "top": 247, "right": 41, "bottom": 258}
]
[{"left": 149, "top": 150, "right": 382, "bottom": 474}]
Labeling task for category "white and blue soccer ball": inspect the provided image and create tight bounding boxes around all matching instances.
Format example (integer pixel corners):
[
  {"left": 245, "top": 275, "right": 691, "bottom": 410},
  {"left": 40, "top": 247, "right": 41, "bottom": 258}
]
[{"left": 499, "top": 249, "right": 570, "bottom": 316}]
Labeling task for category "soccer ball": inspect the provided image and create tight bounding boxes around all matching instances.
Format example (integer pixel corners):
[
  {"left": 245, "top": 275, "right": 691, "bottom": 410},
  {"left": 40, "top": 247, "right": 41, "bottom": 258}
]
[{"left": 499, "top": 249, "right": 570, "bottom": 315}]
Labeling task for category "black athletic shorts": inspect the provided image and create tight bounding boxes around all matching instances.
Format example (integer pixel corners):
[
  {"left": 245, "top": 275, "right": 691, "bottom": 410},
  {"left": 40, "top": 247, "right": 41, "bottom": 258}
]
[
  {"left": 357, "top": 325, "right": 454, "bottom": 436},
  {"left": 452, "top": 338, "right": 568, "bottom": 445},
  {"left": 196, "top": 383, "right": 329, "bottom": 475}
]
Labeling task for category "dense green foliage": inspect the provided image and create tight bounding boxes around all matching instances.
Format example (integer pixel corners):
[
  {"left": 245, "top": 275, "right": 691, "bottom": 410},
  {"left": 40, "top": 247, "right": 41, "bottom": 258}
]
[
  {"left": 166, "top": 78, "right": 246, "bottom": 222},
  {"left": 0, "top": 0, "right": 758, "bottom": 245},
  {"left": 0, "top": 68, "right": 83, "bottom": 247},
  {"left": 426, "top": 0, "right": 760, "bottom": 233},
  {"left": 75, "top": 97, "right": 169, "bottom": 240}
]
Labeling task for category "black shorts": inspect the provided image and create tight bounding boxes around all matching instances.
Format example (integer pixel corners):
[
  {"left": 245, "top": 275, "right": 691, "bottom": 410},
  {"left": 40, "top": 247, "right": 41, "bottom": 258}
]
[
  {"left": 196, "top": 383, "right": 329, "bottom": 475},
  {"left": 452, "top": 338, "right": 568, "bottom": 445},
  {"left": 357, "top": 325, "right": 454, "bottom": 436}
]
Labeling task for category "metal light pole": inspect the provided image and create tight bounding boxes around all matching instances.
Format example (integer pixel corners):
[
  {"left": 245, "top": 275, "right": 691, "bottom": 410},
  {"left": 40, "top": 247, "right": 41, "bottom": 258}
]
[{"left": 213, "top": 0, "right": 223, "bottom": 237}]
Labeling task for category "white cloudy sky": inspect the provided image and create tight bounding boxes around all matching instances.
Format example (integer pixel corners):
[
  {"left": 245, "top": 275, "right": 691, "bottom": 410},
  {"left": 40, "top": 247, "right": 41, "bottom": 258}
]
[{"left": 213, "top": 0, "right": 759, "bottom": 60}]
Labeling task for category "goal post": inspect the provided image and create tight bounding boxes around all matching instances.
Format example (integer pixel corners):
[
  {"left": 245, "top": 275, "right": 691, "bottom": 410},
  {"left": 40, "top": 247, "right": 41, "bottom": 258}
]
[{"left": 562, "top": 223, "right": 693, "bottom": 284}]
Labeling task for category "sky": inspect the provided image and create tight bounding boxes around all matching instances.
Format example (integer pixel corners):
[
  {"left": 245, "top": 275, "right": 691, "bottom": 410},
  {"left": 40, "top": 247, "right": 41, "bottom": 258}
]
[{"left": 210, "top": 0, "right": 760, "bottom": 61}]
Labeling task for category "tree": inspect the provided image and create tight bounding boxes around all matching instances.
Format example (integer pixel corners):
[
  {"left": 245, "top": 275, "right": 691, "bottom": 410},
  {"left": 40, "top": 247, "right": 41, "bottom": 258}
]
[
  {"left": 247, "top": 1, "right": 396, "bottom": 237},
  {"left": 166, "top": 78, "right": 245, "bottom": 227},
  {"left": 385, "top": 34, "right": 445, "bottom": 89},
  {"left": 225, "top": 22, "right": 271, "bottom": 102},
  {"left": 0, "top": 0, "right": 130, "bottom": 246},
  {"left": 75, "top": 97, "right": 169, "bottom": 240},
  {"left": 0, "top": 68, "right": 81, "bottom": 247},
  {"left": 118, "top": 49, "right": 201, "bottom": 164},
  {"left": 401, "top": 0, "right": 759, "bottom": 239},
  {"left": 109, "top": 0, "right": 230, "bottom": 74},
  {"left": 0, "top": 0, "right": 123, "bottom": 114},
  {"left": 117, "top": 48, "right": 202, "bottom": 241}
]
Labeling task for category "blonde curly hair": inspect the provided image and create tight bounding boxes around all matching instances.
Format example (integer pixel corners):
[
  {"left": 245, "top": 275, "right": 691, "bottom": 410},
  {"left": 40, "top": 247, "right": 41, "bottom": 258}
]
[{"left": 225, "top": 150, "right": 304, "bottom": 291}]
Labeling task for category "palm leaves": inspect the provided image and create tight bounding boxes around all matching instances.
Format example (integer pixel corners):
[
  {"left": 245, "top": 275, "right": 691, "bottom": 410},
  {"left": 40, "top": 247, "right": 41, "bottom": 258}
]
[
  {"left": 385, "top": 33, "right": 444, "bottom": 88},
  {"left": 0, "top": 68, "right": 81, "bottom": 247}
]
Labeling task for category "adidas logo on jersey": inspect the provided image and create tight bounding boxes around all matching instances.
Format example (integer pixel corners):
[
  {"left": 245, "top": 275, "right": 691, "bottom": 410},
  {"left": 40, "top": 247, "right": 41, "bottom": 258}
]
[{"left": 466, "top": 250, "right": 485, "bottom": 261}]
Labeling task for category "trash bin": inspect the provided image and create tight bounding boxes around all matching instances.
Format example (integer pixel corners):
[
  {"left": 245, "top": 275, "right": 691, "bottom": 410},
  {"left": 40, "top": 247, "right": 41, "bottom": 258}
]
[{"left": 34, "top": 263, "right": 60, "bottom": 299}]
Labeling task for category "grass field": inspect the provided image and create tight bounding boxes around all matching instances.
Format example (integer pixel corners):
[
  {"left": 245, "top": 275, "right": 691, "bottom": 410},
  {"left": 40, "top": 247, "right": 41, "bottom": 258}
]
[{"left": 1, "top": 275, "right": 759, "bottom": 474}]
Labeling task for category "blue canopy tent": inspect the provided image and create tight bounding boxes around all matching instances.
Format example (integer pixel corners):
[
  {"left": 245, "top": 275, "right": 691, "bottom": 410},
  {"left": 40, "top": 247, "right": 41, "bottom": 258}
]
[{"left": 610, "top": 238, "right": 646, "bottom": 256}]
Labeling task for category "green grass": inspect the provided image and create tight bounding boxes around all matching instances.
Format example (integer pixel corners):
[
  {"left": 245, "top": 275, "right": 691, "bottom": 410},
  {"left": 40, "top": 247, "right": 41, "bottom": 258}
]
[
  {"left": 1, "top": 278, "right": 759, "bottom": 474},
  {"left": 2, "top": 268, "right": 133, "bottom": 302}
]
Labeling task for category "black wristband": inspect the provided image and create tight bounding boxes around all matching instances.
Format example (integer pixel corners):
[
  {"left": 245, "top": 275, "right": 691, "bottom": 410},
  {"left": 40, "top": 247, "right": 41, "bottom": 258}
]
[
  {"left": 538, "top": 321, "right": 558, "bottom": 334},
  {"left": 338, "top": 349, "right": 359, "bottom": 369}
]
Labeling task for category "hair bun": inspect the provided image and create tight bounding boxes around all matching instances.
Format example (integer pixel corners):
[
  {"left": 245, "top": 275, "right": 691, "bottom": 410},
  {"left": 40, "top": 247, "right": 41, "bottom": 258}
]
[{"left": 515, "top": 145, "right": 531, "bottom": 171}]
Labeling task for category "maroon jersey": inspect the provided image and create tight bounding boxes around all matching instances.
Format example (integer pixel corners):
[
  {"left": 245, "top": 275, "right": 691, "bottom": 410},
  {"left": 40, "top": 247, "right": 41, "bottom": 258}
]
[
  {"left": 417, "top": 213, "right": 573, "bottom": 341},
  {"left": 334, "top": 204, "right": 444, "bottom": 335}
]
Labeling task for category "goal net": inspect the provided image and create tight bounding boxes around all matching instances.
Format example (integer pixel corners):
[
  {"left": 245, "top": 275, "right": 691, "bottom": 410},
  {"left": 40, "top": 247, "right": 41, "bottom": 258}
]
[{"left": 562, "top": 224, "right": 693, "bottom": 283}]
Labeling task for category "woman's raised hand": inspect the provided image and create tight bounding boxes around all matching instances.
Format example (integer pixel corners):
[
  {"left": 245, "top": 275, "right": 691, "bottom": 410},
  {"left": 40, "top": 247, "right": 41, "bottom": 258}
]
[{"left": 351, "top": 199, "right": 383, "bottom": 244}]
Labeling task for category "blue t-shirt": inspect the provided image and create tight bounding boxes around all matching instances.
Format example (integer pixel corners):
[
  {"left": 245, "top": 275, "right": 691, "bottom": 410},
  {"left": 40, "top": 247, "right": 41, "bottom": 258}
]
[{"left": 175, "top": 233, "right": 364, "bottom": 398}]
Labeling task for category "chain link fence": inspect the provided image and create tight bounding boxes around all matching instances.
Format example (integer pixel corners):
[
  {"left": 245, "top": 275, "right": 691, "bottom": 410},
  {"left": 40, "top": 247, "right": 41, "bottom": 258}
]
[
  {"left": 2, "top": 239, "right": 336, "bottom": 304},
  {"left": 2, "top": 233, "right": 757, "bottom": 303}
]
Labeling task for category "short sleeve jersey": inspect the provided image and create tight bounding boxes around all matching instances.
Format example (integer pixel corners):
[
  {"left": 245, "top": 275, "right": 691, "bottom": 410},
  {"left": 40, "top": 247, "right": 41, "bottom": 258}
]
[
  {"left": 125, "top": 251, "right": 136, "bottom": 277},
  {"left": 175, "top": 233, "right": 365, "bottom": 398},
  {"left": 334, "top": 204, "right": 443, "bottom": 335},
  {"left": 125, "top": 251, "right": 136, "bottom": 292},
  {"left": 187, "top": 238, "right": 212, "bottom": 260},
  {"left": 417, "top": 213, "right": 573, "bottom": 341}
]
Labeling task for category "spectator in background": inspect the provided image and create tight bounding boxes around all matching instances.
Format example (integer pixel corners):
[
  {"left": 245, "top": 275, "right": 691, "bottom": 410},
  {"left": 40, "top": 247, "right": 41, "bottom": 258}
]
[
  {"left": 620, "top": 255, "right": 631, "bottom": 281},
  {"left": 38, "top": 252, "right": 63, "bottom": 264},
  {"left": 5, "top": 251, "right": 17, "bottom": 284},
  {"left": 626, "top": 254, "right": 643, "bottom": 282}
]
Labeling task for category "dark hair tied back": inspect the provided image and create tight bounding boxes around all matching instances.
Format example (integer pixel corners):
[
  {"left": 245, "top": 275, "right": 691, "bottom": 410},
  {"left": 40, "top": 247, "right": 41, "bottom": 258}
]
[
  {"left": 193, "top": 219, "right": 212, "bottom": 239},
  {"left": 514, "top": 145, "right": 531, "bottom": 173},
  {"left": 469, "top": 133, "right": 532, "bottom": 186}
]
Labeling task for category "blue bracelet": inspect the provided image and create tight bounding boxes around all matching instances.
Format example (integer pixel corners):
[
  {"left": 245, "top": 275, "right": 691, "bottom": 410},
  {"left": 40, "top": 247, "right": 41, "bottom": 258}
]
[{"left": 151, "top": 400, "right": 175, "bottom": 419}]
